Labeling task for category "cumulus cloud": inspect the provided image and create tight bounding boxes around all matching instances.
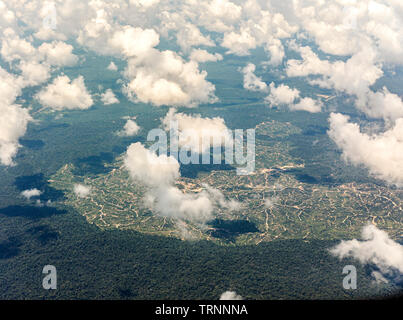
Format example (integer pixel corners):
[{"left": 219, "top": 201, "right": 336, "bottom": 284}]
[
  {"left": 0, "top": 28, "right": 83, "bottom": 166},
  {"left": 124, "top": 142, "right": 238, "bottom": 224},
  {"left": 197, "top": 0, "right": 242, "bottom": 33},
  {"left": 0, "top": 68, "right": 32, "bottom": 166},
  {"left": 292, "top": 0, "right": 403, "bottom": 63},
  {"left": 2, "top": 0, "right": 402, "bottom": 188},
  {"left": 265, "top": 82, "right": 322, "bottom": 113},
  {"left": 124, "top": 49, "right": 217, "bottom": 107},
  {"left": 190, "top": 49, "right": 223, "bottom": 63},
  {"left": 285, "top": 45, "right": 403, "bottom": 118},
  {"left": 221, "top": 28, "right": 257, "bottom": 56},
  {"left": 124, "top": 142, "right": 180, "bottom": 187},
  {"left": 161, "top": 108, "right": 232, "bottom": 154},
  {"left": 241, "top": 63, "right": 267, "bottom": 92},
  {"left": 0, "top": 103, "right": 32, "bottom": 166},
  {"left": 124, "top": 142, "right": 213, "bottom": 224},
  {"left": 101, "top": 89, "right": 119, "bottom": 105},
  {"left": 118, "top": 118, "right": 141, "bottom": 137},
  {"left": 328, "top": 113, "right": 403, "bottom": 186},
  {"left": 356, "top": 87, "right": 403, "bottom": 123},
  {"left": 265, "top": 38, "right": 285, "bottom": 66},
  {"left": 130, "top": 0, "right": 160, "bottom": 9},
  {"left": 286, "top": 46, "right": 383, "bottom": 97},
  {"left": 265, "top": 82, "right": 300, "bottom": 106},
  {"left": 145, "top": 185, "right": 215, "bottom": 224},
  {"left": 107, "top": 61, "right": 118, "bottom": 71},
  {"left": 21, "top": 188, "right": 42, "bottom": 200},
  {"left": 74, "top": 184, "right": 91, "bottom": 198},
  {"left": 292, "top": 97, "right": 323, "bottom": 113},
  {"left": 108, "top": 26, "right": 160, "bottom": 57},
  {"left": 17, "top": 60, "right": 51, "bottom": 86},
  {"left": 220, "top": 291, "right": 243, "bottom": 300},
  {"left": 176, "top": 23, "right": 215, "bottom": 52},
  {"left": 1, "top": 29, "right": 36, "bottom": 62},
  {"left": 38, "top": 41, "right": 78, "bottom": 67},
  {"left": 1, "top": 30, "right": 77, "bottom": 69},
  {"left": 330, "top": 225, "right": 403, "bottom": 282},
  {"left": 220, "top": 1, "right": 297, "bottom": 56},
  {"left": 36, "top": 75, "right": 94, "bottom": 110}
]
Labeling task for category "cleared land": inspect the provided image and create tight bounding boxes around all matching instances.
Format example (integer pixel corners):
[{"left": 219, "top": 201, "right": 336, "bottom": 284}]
[{"left": 49, "top": 120, "right": 403, "bottom": 244}]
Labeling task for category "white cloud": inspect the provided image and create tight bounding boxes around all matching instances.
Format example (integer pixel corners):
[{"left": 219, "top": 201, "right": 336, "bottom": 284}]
[
  {"left": 176, "top": 23, "right": 215, "bottom": 52},
  {"left": 0, "top": 29, "right": 36, "bottom": 62},
  {"left": 330, "top": 225, "right": 403, "bottom": 282},
  {"left": 328, "top": 113, "right": 403, "bottom": 186},
  {"left": 197, "top": 0, "right": 242, "bottom": 33},
  {"left": 18, "top": 60, "right": 51, "bottom": 86},
  {"left": 0, "top": 68, "right": 31, "bottom": 166},
  {"left": 292, "top": 0, "right": 403, "bottom": 64},
  {"left": 1, "top": 30, "right": 77, "bottom": 71},
  {"left": 161, "top": 108, "right": 232, "bottom": 154},
  {"left": 108, "top": 26, "right": 160, "bottom": 57},
  {"left": 124, "top": 49, "right": 217, "bottom": 107},
  {"left": 220, "top": 291, "right": 243, "bottom": 300},
  {"left": 221, "top": 28, "right": 257, "bottom": 56},
  {"left": 118, "top": 118, "right": 140, "bottom": 137},
  {"left": 101, "top": 89, "right": 119, "bottom": 105},
  {"left": 265, "top": 38, "right": 285, "bottom": 66},
  {"left": 107, "top": 61, "right": 118, "bottom": 71},
  {"left": 189, "top": 49, "right": 223, "bottom": 63},
  {"left": 285, "top": 45, "right": 400, "bottom": 118},
  {"left": 0, "top": 34, "right": 81, "bottom": 166},
  {"left": 124, "top": 142, "right": 180, "bottom": 187},
  {"left": 0, "top": 66, "right": 24, "bottom": 104},
  {"left": 145, "top": 185, "right": 214, "bottom": 224},
  {"left": 124, "top": 142, "right": 238, "bottom": 224},
  {"left": 265, "top": 82, "right": 300, "bottom": 106},
  {"left": 21, "top": 188, "right": 42, "bottom": 200},
  {"left": 265, "top": 82, "right": 322, "bottom": 113},
  {"left": 286, "top": 46, "right": 383, "bottom": 97},
  {"left": 291, "top": 97, "right": 322, "bottom": 113},
  {"left": 241, "top": 63, "right": 267, "bottom": 92},
  {"left": 220, "top": 2, "right": 297, "bottom": 56},
  {"left": 130, "top": 0, "right": 160, "bottom": 9},
  {"left": 203, "top": 184, "right": 241, "bottom": 212},
  {"left": 124, "top": 142, "right": 212, "bottom": 223},
  {"left": 356, "top": 87, "right": 403, "bottom": 123},
  {"left": 144, "top": 184, "right": 240, "bottom": 225},
  {"left": 38, "top": 41, "right": 78, "bottom": 67},
  {"left": 36, "top": 75, "right": 94, "bottom": 110},
  {"left": 73, "top": 184, "right": 92, "bottom": 198}
]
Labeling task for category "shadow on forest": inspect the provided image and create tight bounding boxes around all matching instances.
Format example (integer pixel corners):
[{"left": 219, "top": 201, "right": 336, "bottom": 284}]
[
  {"left": 72, "top": 152, "right": 115, "bottom": 176},
  {"left": 180, "top": 163, "right": 235, "bottom": 179},
  {"left": 301, "top": 125, "right": 328, "bottom": 136},
  {"left": 117, "top": 288, "right": 136, "bottom": 299},
  {"left": 178, "top": 150, "right": 236, "bottom": 179},
  {"left": 14, "top": 173, "right": 65, "bottom": 202},
  {"left": 0, "top": 237, "right": 22, "bottom": 260},
  {"left": 20, "top": 139, "right": 45, "bottom": 150},
  {"left": 26, "top": 225, "right": 59, "bottom": 245},
  {"left": 0, "top": 205, "right": 66, "bottom": 220},
  {"left": 208, "top": 219, "right": 259, "bottom": 241},
  {"left": 283, "top": 131, "right": 383, "bottom": 187},
  {"left": 36, "top": 123, "right": 70, "bottom": 133}
]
